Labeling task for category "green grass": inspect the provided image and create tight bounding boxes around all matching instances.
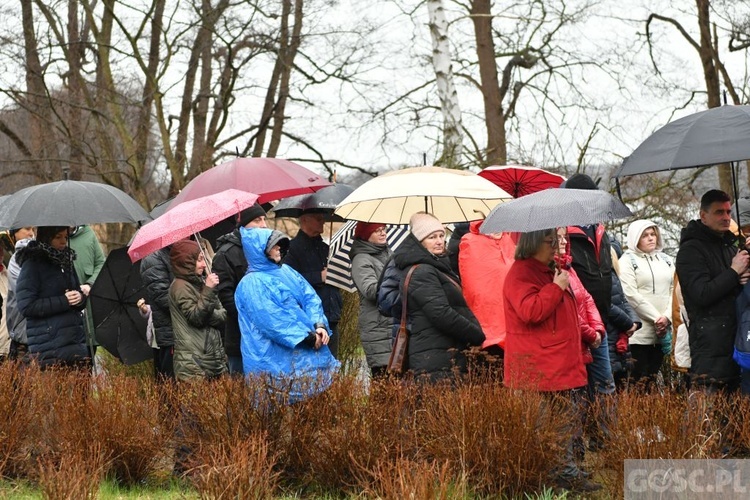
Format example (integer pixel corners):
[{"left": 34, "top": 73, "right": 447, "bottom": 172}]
[{"left": 0, "top": 478, "right": 198, "bottom": 499}]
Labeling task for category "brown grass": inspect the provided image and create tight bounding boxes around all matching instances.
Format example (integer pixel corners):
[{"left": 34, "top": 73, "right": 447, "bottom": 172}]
[
  {"left": 4, "top": 358, "right": 750, "bottom": 497},
  {"left": 599, "top": 388, "right": 723, "bottom": 495},
  {"left": 190, "top": 432, "right": 280, "bottom": 499}
]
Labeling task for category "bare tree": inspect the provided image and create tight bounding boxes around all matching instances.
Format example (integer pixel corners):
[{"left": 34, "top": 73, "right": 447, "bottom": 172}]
[
  {"left": 645, "top": 0, "right": 750, "bottom": 196},
  {"left": 428, "top": 0, "right": 463, "bottom": 168}
]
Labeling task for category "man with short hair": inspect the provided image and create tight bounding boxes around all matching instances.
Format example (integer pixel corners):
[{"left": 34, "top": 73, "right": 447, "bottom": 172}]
[
  {"left": 212, "top": 203, "right": 268, "bottom": 375},
  {"left": 284, "top": 210, "right": 342, "bottom": 358},
  {"left": 676, "top": 189, "right": 750, "bottom": 392}
]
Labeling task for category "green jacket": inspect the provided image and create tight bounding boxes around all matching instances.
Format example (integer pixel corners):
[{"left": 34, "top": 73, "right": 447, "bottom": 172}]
[
  {"left": 169, "top": 276, "right": 228, "bottom": 381},
  {"left": 69, "top": 225, "right": 106, "bottom": 346}
]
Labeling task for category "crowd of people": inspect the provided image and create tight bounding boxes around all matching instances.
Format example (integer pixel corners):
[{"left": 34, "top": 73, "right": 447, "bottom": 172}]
[{"left": 3, "top": 175, "right": 750, "bottom": 493}]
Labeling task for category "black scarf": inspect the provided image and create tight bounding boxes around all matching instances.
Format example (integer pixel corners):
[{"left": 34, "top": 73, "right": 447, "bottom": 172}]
[{"left": 38, "top": 242, "right": 77, "bottom": 273}]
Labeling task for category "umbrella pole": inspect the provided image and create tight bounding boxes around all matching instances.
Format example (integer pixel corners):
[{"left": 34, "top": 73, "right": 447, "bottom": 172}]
[{"left": 194, "top": 233, "right": 212, "bottom": 274}]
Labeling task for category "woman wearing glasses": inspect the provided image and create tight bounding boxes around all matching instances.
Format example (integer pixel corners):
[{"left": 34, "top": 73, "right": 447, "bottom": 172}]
[
  {"left": 350, "top": 222, "right": 393, "bottom": 379},
  {"left": 503, "top": 228, "right": 599, "bottom": 493}
]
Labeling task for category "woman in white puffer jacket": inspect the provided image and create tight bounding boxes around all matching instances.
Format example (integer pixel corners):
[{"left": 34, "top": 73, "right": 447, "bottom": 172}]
[{"left": 618, "top": 219, "right": 674, "bottom": 389}]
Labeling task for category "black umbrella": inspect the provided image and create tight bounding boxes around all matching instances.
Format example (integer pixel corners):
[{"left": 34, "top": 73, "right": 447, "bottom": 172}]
[
  {"left": 0, "top": 180, "right": 149, "bottom": 228},
  {"left": 480, "top": 188, "right": 634, "bottom": 234},
  {"left": 90, "top": 247, "right": 152, "bottom": 365},
  {"left": 271, "top": 184, "right": 354, "bottom": 221},
  {"left": 615, "top": 104, "right": 750, "bottom": 208}
]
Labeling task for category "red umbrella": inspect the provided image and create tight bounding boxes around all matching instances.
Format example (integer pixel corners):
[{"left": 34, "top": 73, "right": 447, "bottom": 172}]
[
  {"left": 128, "top": 189, "right": 259, "bottom": 263},
  {"left": 478, "top": 165, "right": 565, "bottom": 198},
  {"left": 169, "top": 157, "right": 331, "bottom": 207}
]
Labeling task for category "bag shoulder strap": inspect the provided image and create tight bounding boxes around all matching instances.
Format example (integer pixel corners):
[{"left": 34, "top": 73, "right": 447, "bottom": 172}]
[{"left": 400, "top": 265, "right": 419, "bottom": 326}]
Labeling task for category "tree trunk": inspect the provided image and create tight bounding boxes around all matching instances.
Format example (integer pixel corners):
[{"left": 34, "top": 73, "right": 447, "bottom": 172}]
[
  {"left": 469, "top": 0, "right": 506, "bottom": 167},
  {"left": 696, "top": 0, "right": 732, "bottom": 196},
  {"left": 66, "top": 0, "right": 84, "bottom": 180},
  {"left": 20, "top": 0, "right": 50, "bottom": 179},
  {"left": 427, "top": 0, "right": 462, "bottom": 168},
  {"left": 267, "top": 0, "right": 303, "bottom": 158}
]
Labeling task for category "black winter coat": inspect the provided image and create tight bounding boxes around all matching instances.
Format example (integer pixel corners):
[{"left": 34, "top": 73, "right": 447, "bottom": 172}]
[
  {"left": 676, "top": 220, "right": 741, "bottom": 384},
  {"left": 140, "top": 248, "right": 175, "bottom": 348},
  {"left": 392, "top": 234, "right": 485, "bottom": 381},
  {"left": 284, "top": 231, "right": 342, "bottom": 323},
  {"left": 568, "top": 225, "right": 613, "bottom": 322},
  {"left": 607, "top": 271, "right": 641, "bottom": 375},
  {"left": 212, "top": 230, "right": 246, "bottom": 357},
  {"left": 15, "top": 243, "right": 88, "bottom": 367}
]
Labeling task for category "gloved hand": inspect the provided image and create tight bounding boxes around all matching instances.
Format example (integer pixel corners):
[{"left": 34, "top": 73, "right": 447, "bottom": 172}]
[{"left": 616, "top": 332, "right": 629, "bottom": 355}]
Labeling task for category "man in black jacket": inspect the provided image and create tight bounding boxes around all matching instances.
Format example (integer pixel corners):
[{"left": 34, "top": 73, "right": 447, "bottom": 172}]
[
  {"left": 141, "top": 247, "right": 175, "bottom": 381},
  {"left": 676, "top": 189, "right": 750, "bottom": 392},
  {"left": 212, "top": 203, "right": 267, "bottom": 375},
  {"left": 284, "top": 210, "right": 342, "bottom": 358}
]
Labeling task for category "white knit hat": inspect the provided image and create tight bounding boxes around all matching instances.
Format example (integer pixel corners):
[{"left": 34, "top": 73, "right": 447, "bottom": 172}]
[{"left": 409, "top": 212, "right": 444, "bottom": 242}]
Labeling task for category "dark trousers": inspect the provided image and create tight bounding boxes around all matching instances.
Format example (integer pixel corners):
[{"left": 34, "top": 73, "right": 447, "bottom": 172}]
[
  {"left": 629, "top": 344, "right": 664, "bottom": 390},
  {"left": 327, "top": 322, "right": 339, "bottom": 359},
  {"left": 154, "top": 346, "right": 175, "bottom": 381}
]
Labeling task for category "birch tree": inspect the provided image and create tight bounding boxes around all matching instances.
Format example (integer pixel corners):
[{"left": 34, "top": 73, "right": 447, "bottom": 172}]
[{"left": 427, "top": 0, "right": 463, "bottom": 168}]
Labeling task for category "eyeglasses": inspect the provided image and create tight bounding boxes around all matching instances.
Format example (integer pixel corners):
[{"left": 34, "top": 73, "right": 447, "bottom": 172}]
[
  {"left": 543, "top": 239, "right": 556, "bottom": 246},
  {"left": 372, "top": 227, "right": 387, "bottom": 234}
]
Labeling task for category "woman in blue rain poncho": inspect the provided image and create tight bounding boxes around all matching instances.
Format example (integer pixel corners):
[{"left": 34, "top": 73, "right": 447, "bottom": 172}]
[{"left": 235, "top": 227, "right": 340, "bottom": 404}]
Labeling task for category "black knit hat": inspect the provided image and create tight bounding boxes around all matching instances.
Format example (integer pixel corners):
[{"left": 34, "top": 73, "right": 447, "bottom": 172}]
[
  {"left": 237, "top": 203, "right": 267, "bottom": 228},
  {"left": 561, "top": 173, "right": 598, "bottom": 190}
]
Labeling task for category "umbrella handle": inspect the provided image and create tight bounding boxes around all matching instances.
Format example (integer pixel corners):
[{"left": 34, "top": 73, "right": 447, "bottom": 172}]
[{"left": 194, "top": 233, "right": 212, "bottom": 274}]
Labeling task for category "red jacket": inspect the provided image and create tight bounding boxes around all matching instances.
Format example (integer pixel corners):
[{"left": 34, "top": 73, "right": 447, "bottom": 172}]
[
  {"left": 503, "top": 257, "right": 587, "bottom": 391},
  {"left": 569, "top": 267, "right": 604, "bottom": 364},
  {"left": 459, "top": 221, "right": 517, "bottom": 349}
]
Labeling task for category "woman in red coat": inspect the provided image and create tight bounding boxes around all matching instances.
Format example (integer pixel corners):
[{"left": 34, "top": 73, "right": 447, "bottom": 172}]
[
  {"left": 503, "top": 228, "right": 600, "bottom": 493},
  {"left": 503, "top": 229, "right": 587, "bottom": 390}
]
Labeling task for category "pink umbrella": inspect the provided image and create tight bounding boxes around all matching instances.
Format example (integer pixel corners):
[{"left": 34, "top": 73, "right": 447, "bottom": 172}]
[
  {"left": 128, "top": 189, "right": 259, "bottom": 263},
  {"left": 478, "top": 165, "right": 565, "bottom": 198},
  {"left": 169, "top": 157, "right": 331, "bottom": 207}
]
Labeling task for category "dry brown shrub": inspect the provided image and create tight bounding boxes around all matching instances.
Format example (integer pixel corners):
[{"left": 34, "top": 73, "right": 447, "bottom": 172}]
[
  {"left": 36, "top": 442, "right": 105, "bottom": 500},
  {"left": 725, "top": 394, "right": 750, "bottom": 458},
  {"left": 0, "top": 361, "right": 35, "bottom": 478},
  {"left": 285, "top": 376, "right": 418, "bottom": 492},
  {"left": 190, "top": 432, "right": 280, "bottom": 499},
  {"left": 414, "top": 381, "right": 563, "bottom": 497},
  {"left": 599, "top": 389, "right": 722, "bottom": 495},
  {"left": 89, "top": 374, "right": 171, "bottom": 484},
  {"left": 21, "top": 368, "right": 94, "bottom": 479},
  {"left": 364, "top": 456, "right": 469, "bottom": 500}
]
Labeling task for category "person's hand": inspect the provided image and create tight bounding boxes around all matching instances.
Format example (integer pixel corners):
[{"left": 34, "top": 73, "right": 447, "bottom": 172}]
[
  {"left": 65, "top": 290, "right": 83, "bottom": 306},
  {"left": 80, "top": 284, "right": 91, "bottom": 296},
  {"left": 591, "top": 331, "right": 602, "bottom": 350},
  {"left": 654, "top": 316, "right": 670, "bottom": 337},
  {"left": 136, "top": 298, "right": 148, "bottom": 314},
  {"left": 731, "top": 250, "right": 750, "bottom": 276},
  {"left": 315, "top": 327, "right": 329, "bottom": 349},
  {"left": 321, "top": 267, "right": 327, "bottom": 283},
  {"left": 626, "top": 323, "right": 638, "bottom": 337},
  {"left": 553, "top": 268, "right": 569, "bottom": 290},
  {"left": 741, "top": 269, "right": 750, "bottom": 285},
  {"left": 205, "top": 273, "right": 219, "bottom": 288}
]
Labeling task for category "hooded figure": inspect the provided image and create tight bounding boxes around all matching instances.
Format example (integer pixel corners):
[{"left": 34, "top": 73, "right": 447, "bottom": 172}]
[
  {"left": 236, "top": 227, "right": 339, "bottom": 404},
  {"left": 168, "top": 239, "right": 228, "bottom": 381},
  {"left": 619, "top": 220, "right": 674, "bottom": 346},
  {"left": 15, "top": 226, "right": 89, "bottom": 368}
]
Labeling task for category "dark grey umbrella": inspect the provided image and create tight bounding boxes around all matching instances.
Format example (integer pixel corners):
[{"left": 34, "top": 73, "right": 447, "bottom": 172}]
[
  {"left": 0, "top": 180, "right": 149, "bottom": 228},
  {"left": 480, "top": 188, "right": 633, "bottom": 234},
  {"left": 271, "top": 184, "right": 354, "bottom": 221},
  {"left": 90, "top": 247, "right": 152, "bottom": 365},
  {"left": 616, "top": 105, "right": 750, "bottom": 177}
]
